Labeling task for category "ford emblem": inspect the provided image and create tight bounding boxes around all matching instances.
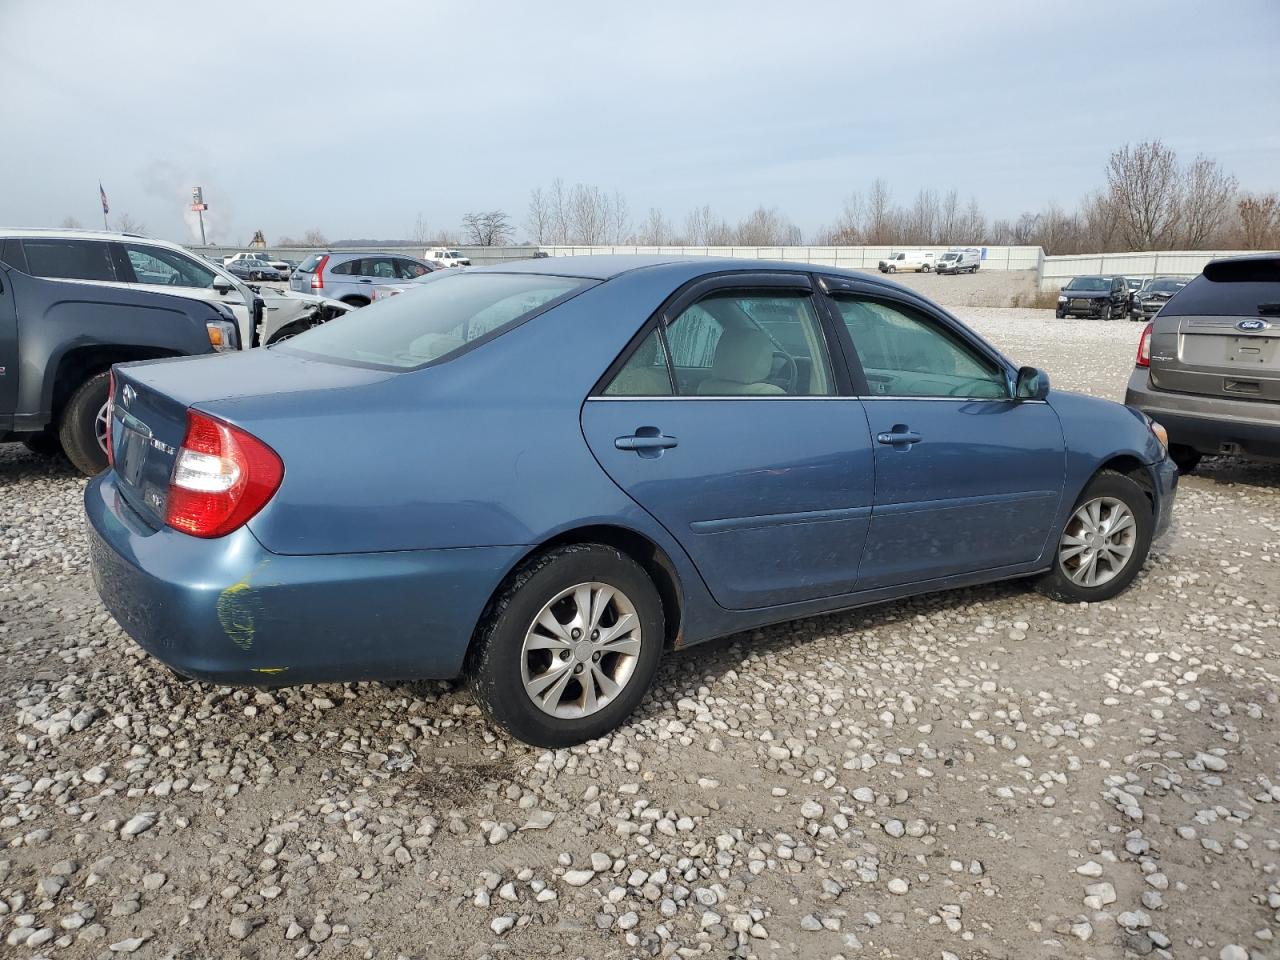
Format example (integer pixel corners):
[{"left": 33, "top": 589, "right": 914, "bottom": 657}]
[{"left": 1236, "top": 318, "right": 1267, "bottom": 331}]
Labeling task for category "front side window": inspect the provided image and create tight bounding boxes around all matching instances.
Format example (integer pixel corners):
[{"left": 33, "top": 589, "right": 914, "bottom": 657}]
[
  {"left": 282, "top": 272, "right": 591, "bottom": 369},
  {"left": 396, "top": 258, "right": 429, "bottom": 279},
  {"left": 22, "top": 239, "right": 117, "bottom": 281},
  {"left": 124, "top": 244, "right": 216, "bottom": 288},
  {"left": 834, "top": 296, "right": 1007, "bottom": 399},
  {"left": 365, "top": 257, "right": 397, "bottom": 279},
  {"left": 664, "top": 291, "right": 833, "bottom": 396}
]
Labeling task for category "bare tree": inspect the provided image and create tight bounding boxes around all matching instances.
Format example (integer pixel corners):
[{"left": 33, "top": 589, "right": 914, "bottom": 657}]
[
  {"left": 301, "top": 228, "right": 328, "bottom": 246},
  {"left": 461, "top": 210, "right": 514, "bottom": 246},
  {"left": 864, "top": 179, "right": 894, "bottom": 244},
  {"left": 112, "top": 212, "right": 146, "bottom": 234},
  {"left": 1106, "top": 140, "right": 1183, "bottom": 249},
  {"left": 1180, "top": 155, "right": 1238, "bottom": 248},
  {"left": 60, "top": 216, "right": 83, "bottom": 229},
  {"left": 526, "top": 187, "right": 551, "bottom": 244},
  {"left": 411, "top": 212, "right": 431, "bottom": 246},
  {"left": 606, "top": 189, "right": 631, "bottom": 244},
  {"left": 638, "top": 207, "right": 672, "bottom": 245},
  {"left": 1237, "top": 192, "right": 1280, "bottom": 249}
]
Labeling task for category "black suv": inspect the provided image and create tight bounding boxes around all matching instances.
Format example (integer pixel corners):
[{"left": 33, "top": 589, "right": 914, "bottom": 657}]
[
  {"left": 1056, "top": 275, "right": 1130, "bottom": 320},
  {"left": 1, "top": 245, "right": 238, "bottom": 474}
]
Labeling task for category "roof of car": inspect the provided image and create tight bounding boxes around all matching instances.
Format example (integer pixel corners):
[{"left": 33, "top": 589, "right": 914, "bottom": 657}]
[
  {"left": 472, "top": 254, "right": 918, "bottom": 290},
  {"left": 0, "top": 227, "right": 155, "bottom": 242}
]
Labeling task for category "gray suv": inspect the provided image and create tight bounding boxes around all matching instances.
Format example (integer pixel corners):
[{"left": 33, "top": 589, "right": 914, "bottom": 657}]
[
  {"left": 1125, "top": 254, "right": 1279, "bottom": 473},
  {"left": 290, "top": 252, "right": 433, "bottom": 306}
]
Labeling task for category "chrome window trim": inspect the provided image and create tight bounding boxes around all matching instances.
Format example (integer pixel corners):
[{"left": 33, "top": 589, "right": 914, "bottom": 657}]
[{"left": 585, "top": 395, "right": 1046, "bottom": 404}]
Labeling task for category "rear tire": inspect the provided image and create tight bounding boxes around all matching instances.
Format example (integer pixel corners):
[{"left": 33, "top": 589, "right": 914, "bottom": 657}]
[
  {"left": 1034, "top": 470, "right": 1153, "bottom": 604},
  {"left": 58, "top": 371, "right": 111, "bottom": 476},
  {"left": 1169, "top": 445, "right": 1202, "bottom": 475},
  {"left": 469, "top": 544, "right": 664, "bottom": 747}
]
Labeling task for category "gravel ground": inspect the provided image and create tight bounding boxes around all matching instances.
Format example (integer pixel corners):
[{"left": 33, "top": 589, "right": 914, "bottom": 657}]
[{"left": 1, "top": 309, "right": 1277, "bottom": 960}]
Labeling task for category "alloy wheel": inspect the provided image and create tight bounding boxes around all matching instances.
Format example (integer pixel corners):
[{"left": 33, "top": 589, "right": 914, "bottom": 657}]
[
  {"left": 94, "top": 401, "right": 110, "bottom": 454},
  {"left": 520, "top": 582, "right": 642, "bottom": 719},
  {"left": 1057, "top": 496, "right": 1137, "bottom": 588}
]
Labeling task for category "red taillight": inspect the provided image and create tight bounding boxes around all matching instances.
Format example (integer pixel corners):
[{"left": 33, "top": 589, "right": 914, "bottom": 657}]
[
  {"left": 1136, "top": 322, "right": 1153, "bottom": 368},
  {"left": 310, "top": 254, "right": 329, "bottom": 290},
  {"left": 105, "top": 369, "right": 116, "bottom": 467},
  {"left": 165, "top": 410, "right": 283, "bottom": 538}
]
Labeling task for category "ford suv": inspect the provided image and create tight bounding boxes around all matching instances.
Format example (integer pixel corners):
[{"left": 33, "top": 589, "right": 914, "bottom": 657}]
[{"left": 1125, "top": 255, "right": 1279, "bottom": 473}]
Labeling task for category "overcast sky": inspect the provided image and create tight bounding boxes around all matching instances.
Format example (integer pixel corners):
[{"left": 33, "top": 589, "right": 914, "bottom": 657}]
[{"left": 2, "top": 0, "right": 1277, "bottom": 245}]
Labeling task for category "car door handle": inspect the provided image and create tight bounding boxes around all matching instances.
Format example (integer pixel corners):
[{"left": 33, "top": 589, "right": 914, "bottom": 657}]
[
  {"left": 876, "top": 426, "right": 922, "bottom": 447},
  {"left": 615, "top": 427, "right": 678, "bottom": 458}
]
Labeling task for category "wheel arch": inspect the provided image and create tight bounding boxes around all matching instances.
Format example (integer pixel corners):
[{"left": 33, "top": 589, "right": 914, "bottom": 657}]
[
  {"left": 1086, "top": 454, "right": 1156, "bottom": 510},
  {"left": 48, "top": 345, "right": 183, "bottom": 426},
  {"left": 470, "top": 524, "right": 686, "bottom": 663}
]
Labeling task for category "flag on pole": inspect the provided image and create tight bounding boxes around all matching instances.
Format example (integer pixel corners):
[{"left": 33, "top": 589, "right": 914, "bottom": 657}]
[{"left": 99, "top": 182, "right": 109, "bottom": 216}]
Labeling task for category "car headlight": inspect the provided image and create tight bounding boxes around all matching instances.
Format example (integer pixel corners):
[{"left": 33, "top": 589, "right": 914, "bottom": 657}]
[
  {"left": 1057, "top": 295, "right": 1067, "bottom": 302},
  {"left": 206, "top": 317, "right": 240, "bottom": 352},
  {"left": 1149, "top": 419, "right": 1169, "bottom": 450}
]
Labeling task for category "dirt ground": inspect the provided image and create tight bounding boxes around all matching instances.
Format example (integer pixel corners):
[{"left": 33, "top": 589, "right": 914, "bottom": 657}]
[{"left": 0, "top": 309, "right": 1276, "bottom": 960}]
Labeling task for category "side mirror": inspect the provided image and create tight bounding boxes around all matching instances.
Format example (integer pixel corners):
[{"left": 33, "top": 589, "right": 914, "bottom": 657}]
[
  {"left": 212, "top": 276, "right": 234, "bottom": 295},
  {"left": 1015, "top": 366, "right": 1050, "bottom": 401}
]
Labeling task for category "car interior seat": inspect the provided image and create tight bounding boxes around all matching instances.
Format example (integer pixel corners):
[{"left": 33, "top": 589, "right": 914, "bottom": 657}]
[{"left": 696, "top": 328, "right": 785, "bottom": 395}]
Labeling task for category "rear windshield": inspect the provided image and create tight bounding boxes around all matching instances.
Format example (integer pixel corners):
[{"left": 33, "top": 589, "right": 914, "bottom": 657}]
[
  {"left": 280, "top": 272, "right": 593, "bottom": 369},
  {"left": 1162, "top": 271, "right": 1280, "bottom": 318},
  {"left": 298, "top": 254, "right": 324, "bottom": 272}
]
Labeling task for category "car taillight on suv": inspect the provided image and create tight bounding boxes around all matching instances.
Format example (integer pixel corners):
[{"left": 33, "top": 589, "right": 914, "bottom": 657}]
[
  {"left": 166, "top": 410, "right": 283, "bottom": 538},
  {"left": 310, "top": 254, "right": 329, "bottom": 291},
  {"left": 1136, "top": 322, "right": 1153, "bottom": 367}
]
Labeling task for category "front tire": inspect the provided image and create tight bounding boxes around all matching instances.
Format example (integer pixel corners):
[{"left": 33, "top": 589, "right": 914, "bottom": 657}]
[
  {"left": 58, "top": 371, "right": 111, "bottom": 476},
  {"left": 469, "top": 544, "right": 664, "bottom": 747},
  {"left": 885, "top": 265, "right": 896, "bottom": 274},
  {"left": 1101, "top": 303, "right": 1113, "bottom": 321},
  {"left": 1035, "top": 470, "right": 1153, "bottom": 603}
]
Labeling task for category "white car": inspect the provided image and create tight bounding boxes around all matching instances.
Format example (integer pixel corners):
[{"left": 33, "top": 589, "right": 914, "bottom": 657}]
[
  {"left": 0, "top": 230, "right": 348, "bottom": 346},
  {"left": 877, "top": 250, "right": 937, "bottom": 273},
  {"left": 424, "top": 248, "right": 471, "bottom": 268}
]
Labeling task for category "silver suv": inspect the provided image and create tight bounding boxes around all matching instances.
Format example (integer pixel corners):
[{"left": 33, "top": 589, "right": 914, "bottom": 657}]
[
  {"left": 1125, "top": 254, "right": 1279, "bottom": 473},
  {"left": 290, "top": 252, "right": 433, "bottom": 306}
]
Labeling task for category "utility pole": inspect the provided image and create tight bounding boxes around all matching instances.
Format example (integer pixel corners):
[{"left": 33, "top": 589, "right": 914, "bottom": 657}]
[{"left": 191, "top": 187, "right": 208, "bottom": 245}]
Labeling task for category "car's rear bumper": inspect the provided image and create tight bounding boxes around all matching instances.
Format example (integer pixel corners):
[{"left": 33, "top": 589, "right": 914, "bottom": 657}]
[
  {"left": 85, "top": 472, "right": 524, "bottom": 685},
  {"left": 1126, "top": 368, "right": 1280, "bottom": 461}
]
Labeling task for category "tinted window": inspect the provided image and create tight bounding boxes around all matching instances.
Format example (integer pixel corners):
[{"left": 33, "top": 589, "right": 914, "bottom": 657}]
[
  {"left": 282, "top": 272, "right": 591, "bottom": 369},
  {"left": 664, "top": 291, "right": 833, "bottom": 397},
  {"left": 22, "top": 239, "right": 117, "bottom": 281},
  {"left": 0, "top": 238, "right": 29, "bottom": 273},
  {"left": 1161, "top": 271, "right": 1280, "bottom": 318},
  {"left": 602, "top": 328, "right": 673, "bottom": 396},
  {"left": 329, "top": 259, "right": 357, "bottom": 276},
  {"left": 123, "top": 244, "right": 217, "bottom": 288},
  {"left": 834, "top": 296, "right": 1007, "bottom": 399}
]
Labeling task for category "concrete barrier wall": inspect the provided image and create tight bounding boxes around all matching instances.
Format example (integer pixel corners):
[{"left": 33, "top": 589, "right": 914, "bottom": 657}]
[{"left": 538, "top": 245, "right": 1044, "bottom": 272}]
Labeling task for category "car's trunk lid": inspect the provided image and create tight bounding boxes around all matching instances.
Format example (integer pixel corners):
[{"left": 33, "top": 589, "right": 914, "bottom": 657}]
[
  {"left": 108, "top": 350, "right": 397, "bottom": 528},
  {"left": 1149, "top": 314, "right": 1280, "bottom": 402}
]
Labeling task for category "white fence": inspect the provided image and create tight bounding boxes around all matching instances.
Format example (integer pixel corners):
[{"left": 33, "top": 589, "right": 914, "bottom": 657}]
[
  {"left": 1039, "top": 249, "right": 1268, "bottom": 291},
  {"left": 539, "top": 244, "right": 1044, "bottom": 272}
]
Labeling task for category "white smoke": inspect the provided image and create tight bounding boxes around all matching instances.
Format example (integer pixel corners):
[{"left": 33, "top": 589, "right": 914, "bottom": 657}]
[{"left": 140, "top": 159, "right": 234, "bottom": 246}]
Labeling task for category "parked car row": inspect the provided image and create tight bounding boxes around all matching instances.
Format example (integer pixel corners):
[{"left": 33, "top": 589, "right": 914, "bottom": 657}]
[
  {"left": 289, "top": 252, "right": 435, "bottom": 307},
  {"left": 0, "top": 229, "right": 352, "bottom": 472},
  {"left": 1057, "top": 274, "right": 1191, "bottom": 321}
]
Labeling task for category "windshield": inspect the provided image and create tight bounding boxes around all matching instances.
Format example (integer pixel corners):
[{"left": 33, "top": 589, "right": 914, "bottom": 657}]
[
  {"left": 1066, "top": 277, "right": 1111, "bottom": 292},
  {"left": 1148, "top": 279, "right": 1184, "bottom": 293},
  {"left": 281, "top": 272, "right": 593, "bottom": 369},
  {"left": 941, "top": 254, "right": 958, "bottom": 261}
]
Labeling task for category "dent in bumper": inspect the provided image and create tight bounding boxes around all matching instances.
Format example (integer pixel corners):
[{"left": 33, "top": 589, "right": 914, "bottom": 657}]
[{"left": 85, "top": 473, "right": 524, "bottom": 684}]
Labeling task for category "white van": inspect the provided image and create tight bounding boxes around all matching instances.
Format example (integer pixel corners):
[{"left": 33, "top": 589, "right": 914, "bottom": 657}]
[
  {"left": 424, "top": 248, "right": 471, "bottom": 268},
  {"left": 877, "top": 250, "right": 936, "bottom": 273},
  {"left": 936, "top": 248, "right": 981, "bottom": 275}
]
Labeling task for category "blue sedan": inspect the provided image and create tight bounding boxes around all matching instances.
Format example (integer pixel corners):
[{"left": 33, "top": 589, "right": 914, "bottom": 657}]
[{"left": 86, "top": 256, "right": 1177, "bottom": 746}]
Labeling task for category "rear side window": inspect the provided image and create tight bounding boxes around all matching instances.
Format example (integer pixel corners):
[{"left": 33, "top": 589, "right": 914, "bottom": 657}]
[
  {"left": 1162, "top": 265, "right": 1280, "bottom": 318},
  {"left": 22, "top": 239, "right": 117, "bottom": 281},
  {"left": 282, "top": 272, "right": 593, "bottom": 369},
  {"left": 0, "top": 238, "right": 29, "bottom": 273},
  {"left": 329, "top": 258, "right": 358, "bottom": 276},
  {"left": 298, "top": 254, "right": 324, "bottom": 272}
]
